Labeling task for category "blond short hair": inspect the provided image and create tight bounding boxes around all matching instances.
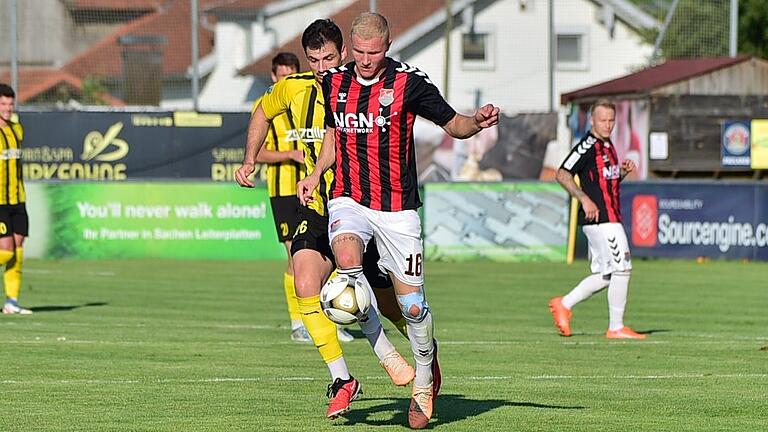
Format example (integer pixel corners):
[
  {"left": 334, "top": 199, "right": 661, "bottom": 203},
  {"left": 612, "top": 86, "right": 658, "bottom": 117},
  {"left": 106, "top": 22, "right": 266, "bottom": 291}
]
[
  {"left": 590, "top": 98, "right": 616, "bottom": 116},
  {"left": 350, "top": 12, "right": 390, "bottom": 41}
]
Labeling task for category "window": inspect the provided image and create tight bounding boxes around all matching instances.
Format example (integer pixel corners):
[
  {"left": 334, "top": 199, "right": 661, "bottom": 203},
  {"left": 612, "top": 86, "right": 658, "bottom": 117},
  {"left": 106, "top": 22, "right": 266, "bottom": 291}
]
[
  {"left": 461, "top": 26, "right": 495, "bottom": 70},
  {"left": 463, "top": 32, "right": 488, "bottom": 61},
  {"left": 557, "top": 35, "right": 582, "bottom": 63},
  {"left": 556, "top": 27, "right": 589, "bottom": 71}
]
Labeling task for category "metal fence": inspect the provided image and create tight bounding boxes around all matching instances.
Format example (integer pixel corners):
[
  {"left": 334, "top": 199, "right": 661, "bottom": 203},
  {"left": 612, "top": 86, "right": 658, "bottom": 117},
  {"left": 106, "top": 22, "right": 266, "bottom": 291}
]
[{"left": 0, "top": 0, "right": 738, "bottom": 112}]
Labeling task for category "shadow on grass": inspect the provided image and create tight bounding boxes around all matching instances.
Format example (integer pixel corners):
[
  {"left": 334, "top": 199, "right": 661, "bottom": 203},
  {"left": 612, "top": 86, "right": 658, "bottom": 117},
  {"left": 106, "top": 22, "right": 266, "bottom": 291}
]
[
  {"left": 341, "top": 393, "right": 584, "bottom": 427},
  {"left": 568, "top": 328, "right": 671, "bottom": 337},
  {"left": 29, "top": 302, "right": 108, "bottom": 313},
  {"left": 638, "top": 329, "right": 671, "bottom": 336}
]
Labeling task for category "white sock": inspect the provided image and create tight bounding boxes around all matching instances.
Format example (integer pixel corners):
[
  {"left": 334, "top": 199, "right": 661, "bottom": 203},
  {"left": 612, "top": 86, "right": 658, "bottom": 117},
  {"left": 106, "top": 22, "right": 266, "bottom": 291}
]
[
  {"left": 291, "top": 319, "right": 304, "bottom": 330},
  {"left": 562, "top": 273, "right": 609, "bottom": 309},
  {"left": 358, "top": 302, "right": 396, "bottom": 361},
  {"left": 340, "top": 268, "right": 396, "bottom": 361},
  {"left": 607, "top": 271, "right": 630, "bottom": 331},
  {"left": 406, "top": 310, "right": 434, "bottom": 387},
  {"left": 327, "top": 357, "right": 351, "bottom": 381}
]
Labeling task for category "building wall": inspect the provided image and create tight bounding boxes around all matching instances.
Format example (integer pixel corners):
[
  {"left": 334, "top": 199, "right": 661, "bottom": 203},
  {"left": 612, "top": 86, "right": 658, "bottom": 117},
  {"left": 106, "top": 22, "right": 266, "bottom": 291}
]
[
  {"left": 655, "top": 59, "right": 768, "bottom": 96},
  {"left": 554, "top": 0, "right": 653, "bottom": 105},
  {"left": 0, "top": 0, "right": 135, "bottom": 68},
  {"left": 250, "top": 0, "right": 354, "bottom": 59},
  {"left": 402, "top": 0, "right": 551, "bottom": 114},
  {"left": 398, "top": 0, "right": 652, "bottom": 115}
]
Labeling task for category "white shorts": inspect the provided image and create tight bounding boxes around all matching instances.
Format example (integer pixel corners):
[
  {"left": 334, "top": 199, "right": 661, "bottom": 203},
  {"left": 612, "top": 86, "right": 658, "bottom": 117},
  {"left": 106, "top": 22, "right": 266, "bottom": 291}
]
[
  {"left": 327, "top": 197, "right": 424, "bottom": 286},
  {"left": 583, "top": 223, "right": 632, "bottom": 275}
]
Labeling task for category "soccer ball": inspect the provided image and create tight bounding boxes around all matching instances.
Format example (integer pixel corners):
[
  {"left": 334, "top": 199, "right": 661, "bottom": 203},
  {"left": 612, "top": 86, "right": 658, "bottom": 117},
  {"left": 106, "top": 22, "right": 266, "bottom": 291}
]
[{"left": 319, "top": 274, "right": 372, "bottom": 325}]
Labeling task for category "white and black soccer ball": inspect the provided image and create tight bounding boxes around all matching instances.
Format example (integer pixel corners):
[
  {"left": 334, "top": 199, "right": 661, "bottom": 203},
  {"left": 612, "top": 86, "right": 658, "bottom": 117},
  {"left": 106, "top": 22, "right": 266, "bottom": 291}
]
[{"left": 319, "top": 274, "right": 372, "bottom": 325}]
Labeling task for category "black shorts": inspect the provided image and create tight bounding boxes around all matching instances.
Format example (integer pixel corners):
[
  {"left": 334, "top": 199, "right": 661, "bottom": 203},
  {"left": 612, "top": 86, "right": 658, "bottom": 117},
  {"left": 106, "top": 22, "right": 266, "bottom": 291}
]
[
  {"left": 290, "top": 207, "right": 334, "bottom": 261},
  {"left": 362, "top": 243, "right": 392, "bottom": 289},
  {"left": 270, "top": 196, "right": 301, "bottom": 243},
  {"left": 0, "top": 204, "right": 29, "bottom": 238},
  {"left": 289, "top": 207, "right": 392, "bottom": 289}
]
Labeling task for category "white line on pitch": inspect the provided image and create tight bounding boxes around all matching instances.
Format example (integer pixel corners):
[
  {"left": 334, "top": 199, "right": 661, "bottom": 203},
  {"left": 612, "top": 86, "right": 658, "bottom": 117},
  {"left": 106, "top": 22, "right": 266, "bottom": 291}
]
[
  {"left": 87, "top": 271, "right": 116, "bottom": 276},
  {"left": 528, "top": 373, "right": 768, "bottom": 380},
  {"left": 3, "top": 373, "right": 767, "bottom": 386}
]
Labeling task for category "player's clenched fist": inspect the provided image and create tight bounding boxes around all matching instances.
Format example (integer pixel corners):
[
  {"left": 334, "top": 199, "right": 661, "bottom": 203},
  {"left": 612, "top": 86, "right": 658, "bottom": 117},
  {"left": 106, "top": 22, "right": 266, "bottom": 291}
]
[
  {"left": 235, "top": 162, "right": 256, "bottom": 188},
  {"left": 474, "top": 104, "right": 500, "bottom": 129}
]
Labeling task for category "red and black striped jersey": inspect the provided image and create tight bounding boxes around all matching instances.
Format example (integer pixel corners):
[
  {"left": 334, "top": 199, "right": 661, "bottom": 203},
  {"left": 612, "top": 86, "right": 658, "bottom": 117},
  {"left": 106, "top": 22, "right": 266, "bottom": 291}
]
[
  {"left": 560, "top": 131, "right": 622, "bottom": 225},
  {"left": 322, "top": 58, "right": 455, "bottom": 212}
]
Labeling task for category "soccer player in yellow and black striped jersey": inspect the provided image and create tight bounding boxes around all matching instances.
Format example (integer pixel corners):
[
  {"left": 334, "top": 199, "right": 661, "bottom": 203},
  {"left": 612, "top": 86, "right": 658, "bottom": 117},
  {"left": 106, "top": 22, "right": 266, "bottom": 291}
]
[
  {"left": 235, "top": 19, "right": 410, "bottom": 420},
  {"left": 253, "top": 53, "right": 309, "bottom": 342},
  {"left": 0, "top": 84, "right": 31, "bottom": 315}
]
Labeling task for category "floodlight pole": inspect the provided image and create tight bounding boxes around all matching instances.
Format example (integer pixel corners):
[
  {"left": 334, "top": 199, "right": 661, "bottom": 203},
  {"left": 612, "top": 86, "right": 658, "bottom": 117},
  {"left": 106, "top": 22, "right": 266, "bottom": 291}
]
[
  {"left": 652, "top": 0, "right": 680, "bottom": 60},
  {"left": 191, "top": 0, "right": 200, "bottom": 111},
  {"left": 10, "top": 0, "right": 19, "bottom": 106},
  {"left": 443, "top": 0, "right": 452, "bottom": 101},
  {"left": 729, "top": 0, "right": 738, "bottom": 57},
  {"left": 548, "top": 0, "right": 554, "bottom": 112}
]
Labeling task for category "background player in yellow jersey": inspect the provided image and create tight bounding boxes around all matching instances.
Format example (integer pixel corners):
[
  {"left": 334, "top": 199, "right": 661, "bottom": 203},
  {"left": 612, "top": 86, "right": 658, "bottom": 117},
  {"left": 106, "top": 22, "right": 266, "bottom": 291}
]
[
  {"left": 0, "top": 84, "right": 31, "bottom": 315},
  {"left": 254, "top": 52, "right": 314, "bottom": 343},
  {"left": 235, "top": 19, "right": 412, "bottom": 419},
  {"left": 254, "top": 52, "right": 356, "bottom": 344}
]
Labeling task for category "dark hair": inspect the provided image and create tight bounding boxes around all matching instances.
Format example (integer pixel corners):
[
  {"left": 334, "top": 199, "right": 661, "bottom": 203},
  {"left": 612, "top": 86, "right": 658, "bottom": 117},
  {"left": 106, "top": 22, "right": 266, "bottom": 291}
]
[
  {"left": 0, "top": 83, "right": 15, "bottom": 99},
  {"left": 301, "top": 19, "right": 343, "bottom": 54},
  {"left": 271, "top": 52, "right": 301, "bottom": 74}
]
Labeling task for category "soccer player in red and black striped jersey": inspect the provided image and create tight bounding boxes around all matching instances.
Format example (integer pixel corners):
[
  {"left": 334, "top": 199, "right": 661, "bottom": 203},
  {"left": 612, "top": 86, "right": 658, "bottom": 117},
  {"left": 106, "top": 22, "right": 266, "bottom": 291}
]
[
  {"left": 548, "top": 99, "right": 646, "bottom": 340},
  {"left": 297, "top": 12, "right": 499, "bottom": 429},
  {"left": 236, "top": 19, "right": 415, "bottom": 420}
]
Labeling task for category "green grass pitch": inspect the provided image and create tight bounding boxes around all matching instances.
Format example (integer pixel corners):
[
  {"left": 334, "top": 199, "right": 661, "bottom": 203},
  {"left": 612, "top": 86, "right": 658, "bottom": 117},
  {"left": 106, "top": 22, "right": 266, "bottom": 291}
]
[{"left": 1, "top": 259, "right": 766, "bottom": 431}]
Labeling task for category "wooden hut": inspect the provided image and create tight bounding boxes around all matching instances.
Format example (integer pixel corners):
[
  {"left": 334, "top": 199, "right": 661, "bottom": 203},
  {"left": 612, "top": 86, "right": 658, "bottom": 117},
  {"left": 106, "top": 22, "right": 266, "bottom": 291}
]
[{"left": 561, "top": 55, "right": 768, "bottom": 179}]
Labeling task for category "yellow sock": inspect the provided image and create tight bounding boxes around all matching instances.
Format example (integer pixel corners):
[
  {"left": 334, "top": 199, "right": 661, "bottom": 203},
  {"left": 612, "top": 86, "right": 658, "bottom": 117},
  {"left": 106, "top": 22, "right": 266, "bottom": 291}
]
[
  {"left": 283, "top": 273, "right": 302, "bottom": 323},
  {"left": 390, "top": 317, "right": 408, "bottom": 338},
  {"left": 298, "top": 295, "right": 343, "bottom": 364},
  {"left": 0, "top": 249, "right": 16, "bottom": 299}
]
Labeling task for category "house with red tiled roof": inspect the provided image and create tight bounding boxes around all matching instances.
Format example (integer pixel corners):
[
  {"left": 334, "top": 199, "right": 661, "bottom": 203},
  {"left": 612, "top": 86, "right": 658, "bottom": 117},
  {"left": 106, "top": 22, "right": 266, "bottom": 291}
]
[
  {"left": 62, "top": 0, "right": 217, "bottom": 107},
  {"left": 0, "top": 69, "right": 125, "bottom": 106},
  {"left": 199, "top": 0, "right": 657, "bottom": 181},
  {"left": 199, "top": 0, "right": 353, "bottom": 110},
  {"left": 211, "top": 0, "right": 657, "bottom": 112},
  {"left": 0, "top": 0, "right": 217, "bottom": 106}
]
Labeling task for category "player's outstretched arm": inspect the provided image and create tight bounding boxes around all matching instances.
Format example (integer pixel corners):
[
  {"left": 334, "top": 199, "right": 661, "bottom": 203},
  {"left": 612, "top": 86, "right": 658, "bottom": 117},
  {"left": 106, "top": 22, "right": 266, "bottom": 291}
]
[
  {"left": 442, "top": 103, "right": 500, "bottom": 139},
  {"left": 235, "top": 105, "right": 272, "bottom": 187},
  {"left": 556, "top": 168, "right": 599, "bottom": 222},
  {"left": 296, "top": 126, "right": 336, "bottom": 205}
]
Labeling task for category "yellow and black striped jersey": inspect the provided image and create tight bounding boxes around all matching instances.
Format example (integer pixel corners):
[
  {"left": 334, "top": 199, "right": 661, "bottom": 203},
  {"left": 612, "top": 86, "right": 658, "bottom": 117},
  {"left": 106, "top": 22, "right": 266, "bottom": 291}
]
[
  {"left": 260, "top": 71, "right": 333, "bottom": 217},
  {"left": 252, "top": 97, "right": 306, "bottom": 198},
  {"left": 0, "top": 122, "right": 26, "bottom": 205}
]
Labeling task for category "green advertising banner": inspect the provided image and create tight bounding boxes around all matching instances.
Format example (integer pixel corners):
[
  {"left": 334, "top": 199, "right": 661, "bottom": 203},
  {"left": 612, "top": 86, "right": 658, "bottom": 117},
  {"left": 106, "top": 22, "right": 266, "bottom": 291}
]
[
  {"left": 424, "top": 182, "right": 569, "bottom": 262},
  {"left": 26, "top": 182, "right": 283, "bottom": 260}
]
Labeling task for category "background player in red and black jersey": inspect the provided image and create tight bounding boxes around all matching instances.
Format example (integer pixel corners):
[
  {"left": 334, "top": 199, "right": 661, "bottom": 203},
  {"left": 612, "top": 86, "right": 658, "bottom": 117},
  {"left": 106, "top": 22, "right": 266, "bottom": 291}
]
[
  {"left": 297, "top": 12, "right": 499, "bottom": 429},
  {"left": 549, "top": 99, "right": 646, "bottom": 340}
]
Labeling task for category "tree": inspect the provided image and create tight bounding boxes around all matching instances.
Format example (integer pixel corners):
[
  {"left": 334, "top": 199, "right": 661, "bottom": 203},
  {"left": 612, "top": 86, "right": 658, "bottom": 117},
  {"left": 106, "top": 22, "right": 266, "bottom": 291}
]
[
  {"left": 738, "top": 0, "right": 768, "bottom": 59},
  {"left": 659, "top": 0, "right": 729, "bottom": 59},
  {"left": 639, "top": 0, "right": 768, "bottom": 60}
]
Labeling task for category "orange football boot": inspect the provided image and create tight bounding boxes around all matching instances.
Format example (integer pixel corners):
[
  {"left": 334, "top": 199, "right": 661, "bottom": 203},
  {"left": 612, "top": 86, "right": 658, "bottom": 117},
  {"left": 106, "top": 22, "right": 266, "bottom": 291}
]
[
  {"left": 548, "top": 296, "right": 572, "bottom": 336},
  {"left": 605, "top": 326, "right": 646, "bottom": 339}
]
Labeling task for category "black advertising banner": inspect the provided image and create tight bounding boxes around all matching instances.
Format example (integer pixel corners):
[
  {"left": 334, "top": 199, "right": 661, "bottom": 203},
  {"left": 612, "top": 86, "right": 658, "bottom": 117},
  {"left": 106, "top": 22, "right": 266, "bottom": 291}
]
[
  {"left": 18, "top": 111, "right": 251, "bottom": 181},
  {"left": 622, "top": 182, "right": 768, "bottom": 260}
]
